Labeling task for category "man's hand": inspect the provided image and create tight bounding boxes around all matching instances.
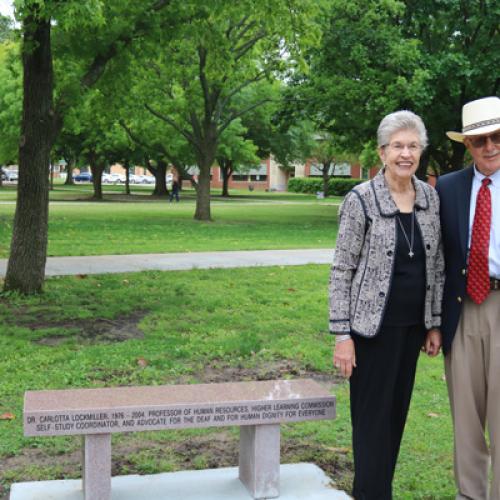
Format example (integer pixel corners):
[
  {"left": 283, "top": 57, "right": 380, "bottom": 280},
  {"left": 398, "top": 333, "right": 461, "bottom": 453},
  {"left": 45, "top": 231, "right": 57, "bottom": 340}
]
[
  {"left": 333, "top": 339, "right": 356, "bottom": 378},
  {"left": 423, "top": 328, "right": 442, "bottom": 357}
]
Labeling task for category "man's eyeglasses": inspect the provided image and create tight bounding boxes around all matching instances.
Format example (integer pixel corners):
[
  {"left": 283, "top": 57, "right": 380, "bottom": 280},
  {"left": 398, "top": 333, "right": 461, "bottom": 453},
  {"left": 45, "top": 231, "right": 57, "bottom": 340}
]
[
  {"left": 467, "top": 131, "right": 500, "bottom": 149},
  {"left": 383, "top": 142, "right": 422, "bottom": 153}
]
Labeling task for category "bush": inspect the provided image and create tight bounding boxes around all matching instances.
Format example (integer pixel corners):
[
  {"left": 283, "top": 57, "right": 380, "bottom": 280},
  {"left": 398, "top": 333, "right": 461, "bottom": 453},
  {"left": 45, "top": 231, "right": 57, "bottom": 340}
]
[{"left": 287, "top": 177, "right": 365, "bottom": 196}]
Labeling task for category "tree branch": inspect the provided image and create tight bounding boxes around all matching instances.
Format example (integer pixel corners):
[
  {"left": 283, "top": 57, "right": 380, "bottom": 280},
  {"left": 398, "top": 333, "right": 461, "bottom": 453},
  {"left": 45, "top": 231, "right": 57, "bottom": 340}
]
[
  {"left": 233, "top": 29, "right": 267, "bottom": 61},
  {"left": 197, "top": 45, "right": 214, "bottom": 122},
  {"left": 217, "top": 70, "right": 268, "bottom": 120},
  {"left": 226, "top": 15, "right": 251, "bottom": 40},
  {"left": 188, "top": 111, "right": 204, "bottom": 150},
  {"left": 218, "top": 98, "right": 272, "bottom": 135},
  {"left": 232, "top": 19, "right": 257, "bottom": 44},
  {"left": 121, "top": 120, "right": 197, "bottom": 186},
  {"left": 80, "top": 0, "right": 173, "bottom": 89},
  {"left": 119, "top": 120, "right": 159, "bottom": 154},
  {"left": 144, "top": 103, "right": 197, "bottom": 147}
]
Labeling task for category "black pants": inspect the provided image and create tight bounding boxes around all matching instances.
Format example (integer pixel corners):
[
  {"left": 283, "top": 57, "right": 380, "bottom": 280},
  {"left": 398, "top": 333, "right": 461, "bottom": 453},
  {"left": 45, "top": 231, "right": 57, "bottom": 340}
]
[{"left": 349, "top": 324, "right": 425, "bottom": 500}]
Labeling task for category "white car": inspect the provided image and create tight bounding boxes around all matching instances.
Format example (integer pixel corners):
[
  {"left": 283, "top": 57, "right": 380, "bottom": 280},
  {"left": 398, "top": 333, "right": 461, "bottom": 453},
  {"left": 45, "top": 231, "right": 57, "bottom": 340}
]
[
  {"left": 1, "top": 169, "right": 18, "bottom": 182},
  {"left": 103, "top": 173, "right": 125, "bottom": 184},
  {"left": 130, "top": 174, "right": 147, "bottom": 184}
]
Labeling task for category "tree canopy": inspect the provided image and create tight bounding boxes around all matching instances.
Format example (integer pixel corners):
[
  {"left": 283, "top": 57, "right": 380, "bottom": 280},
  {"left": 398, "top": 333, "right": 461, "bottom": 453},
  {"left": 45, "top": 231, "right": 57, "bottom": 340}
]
[
  {"left": 297, "top": 0, "right": 499, "bottom": 174},
  {"left": 1, "top": 0, "right": 498, "bottom": 293}
]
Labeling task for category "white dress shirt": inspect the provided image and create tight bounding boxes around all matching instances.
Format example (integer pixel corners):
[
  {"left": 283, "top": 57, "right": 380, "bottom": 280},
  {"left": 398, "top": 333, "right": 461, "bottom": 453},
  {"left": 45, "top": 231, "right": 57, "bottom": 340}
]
[{"left": 468, "top": 166, "right": 500, "bottom": 278}]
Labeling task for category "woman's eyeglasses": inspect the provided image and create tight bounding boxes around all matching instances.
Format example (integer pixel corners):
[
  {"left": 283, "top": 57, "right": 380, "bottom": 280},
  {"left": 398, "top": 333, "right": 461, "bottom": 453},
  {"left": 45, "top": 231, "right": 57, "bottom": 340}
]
[
  {"left": 384, "top": 143, "right": 422, "bottom": 153},
  {"left": 467, "top": 132, "right": 500, "bottom": 149}
]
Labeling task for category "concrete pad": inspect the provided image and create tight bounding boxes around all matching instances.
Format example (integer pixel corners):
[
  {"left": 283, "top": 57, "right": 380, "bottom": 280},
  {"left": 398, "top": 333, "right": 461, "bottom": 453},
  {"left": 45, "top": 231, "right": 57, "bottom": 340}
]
[{"left": 10, "top": 463, "right": 351, "bottom": 500}]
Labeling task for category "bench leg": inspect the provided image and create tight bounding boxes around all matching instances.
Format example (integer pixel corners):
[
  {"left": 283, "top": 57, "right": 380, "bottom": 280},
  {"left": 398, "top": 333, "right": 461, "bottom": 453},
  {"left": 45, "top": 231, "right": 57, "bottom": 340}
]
[
  {"left": 82, "top": 434, "right": 111, "bottom": 500},
  {"left": 239, "top": 424, "right": 280, "bottom": 499}
]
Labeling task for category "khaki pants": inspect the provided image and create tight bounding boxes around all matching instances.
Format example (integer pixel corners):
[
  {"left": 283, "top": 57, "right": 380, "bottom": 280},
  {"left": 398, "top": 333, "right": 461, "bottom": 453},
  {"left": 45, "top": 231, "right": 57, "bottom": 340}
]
[{"left": 445, "top": 290, "right": 500, "bottom": 500}]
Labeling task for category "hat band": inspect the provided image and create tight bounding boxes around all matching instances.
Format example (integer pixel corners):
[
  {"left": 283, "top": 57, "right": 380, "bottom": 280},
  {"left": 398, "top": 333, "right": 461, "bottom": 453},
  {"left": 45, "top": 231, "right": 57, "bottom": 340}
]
[{"left": 463, "top": 117, "right": 500, "bottom": 133}]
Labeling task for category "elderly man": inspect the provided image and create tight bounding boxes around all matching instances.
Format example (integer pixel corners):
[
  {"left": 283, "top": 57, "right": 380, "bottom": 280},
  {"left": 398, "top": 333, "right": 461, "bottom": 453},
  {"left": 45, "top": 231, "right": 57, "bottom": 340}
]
[{"left": 436, "top": 96, "right": 500, "bottom": 500}]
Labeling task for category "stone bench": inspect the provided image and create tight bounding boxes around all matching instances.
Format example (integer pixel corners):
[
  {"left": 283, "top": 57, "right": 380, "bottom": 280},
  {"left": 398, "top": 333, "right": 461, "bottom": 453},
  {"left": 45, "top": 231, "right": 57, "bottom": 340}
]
[{"left": 24, "top": 379, "right": 336, "bottom": 500}]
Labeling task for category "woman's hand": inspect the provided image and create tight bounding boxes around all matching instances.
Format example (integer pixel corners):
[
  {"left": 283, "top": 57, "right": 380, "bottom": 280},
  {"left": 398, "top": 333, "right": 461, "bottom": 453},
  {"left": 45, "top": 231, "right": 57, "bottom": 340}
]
[
  {"left": 333, "top": 339, "right": 356, "bottom": 378},
  {"left": 423, "top": 328, "right": 442, "bottom": 357}
]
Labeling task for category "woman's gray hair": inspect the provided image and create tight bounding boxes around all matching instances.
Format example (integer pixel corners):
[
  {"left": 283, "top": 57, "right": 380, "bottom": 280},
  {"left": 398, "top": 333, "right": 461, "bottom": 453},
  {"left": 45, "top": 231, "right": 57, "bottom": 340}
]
[{"left": 377, "top": 110, "right": 428, "bottom": 149}]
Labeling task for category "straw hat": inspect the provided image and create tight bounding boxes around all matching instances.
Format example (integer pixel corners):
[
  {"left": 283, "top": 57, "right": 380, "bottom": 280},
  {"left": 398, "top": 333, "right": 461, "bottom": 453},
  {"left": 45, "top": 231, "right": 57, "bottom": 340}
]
[{"left": 447, "top": 96, "right": 500, "bottom": 143}]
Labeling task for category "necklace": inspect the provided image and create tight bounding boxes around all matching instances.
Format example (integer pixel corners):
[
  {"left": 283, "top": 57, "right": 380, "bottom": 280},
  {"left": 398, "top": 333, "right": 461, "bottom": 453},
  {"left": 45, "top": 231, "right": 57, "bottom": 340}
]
[{"left": 396, "top": 210, "right": 415, "bottom": 258}]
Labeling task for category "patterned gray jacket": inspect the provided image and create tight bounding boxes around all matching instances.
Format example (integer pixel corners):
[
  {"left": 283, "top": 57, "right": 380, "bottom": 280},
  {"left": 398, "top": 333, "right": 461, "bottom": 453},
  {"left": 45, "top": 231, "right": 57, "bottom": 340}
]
[{"left": 329, "top": 169, "right": 444, "bottom": 337}]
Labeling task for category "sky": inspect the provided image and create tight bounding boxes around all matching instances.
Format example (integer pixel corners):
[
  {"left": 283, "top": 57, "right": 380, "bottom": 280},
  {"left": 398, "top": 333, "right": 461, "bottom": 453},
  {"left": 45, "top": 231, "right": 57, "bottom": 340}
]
[{"left": 0, "top": 0, "right": 13, "bottom": 18}]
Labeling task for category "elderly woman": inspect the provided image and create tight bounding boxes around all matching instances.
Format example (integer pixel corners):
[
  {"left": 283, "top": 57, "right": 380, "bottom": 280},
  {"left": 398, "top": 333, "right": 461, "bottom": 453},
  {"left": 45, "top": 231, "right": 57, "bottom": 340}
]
[{"left": 329, "top": 110, "right": 444, "bottom": 499}]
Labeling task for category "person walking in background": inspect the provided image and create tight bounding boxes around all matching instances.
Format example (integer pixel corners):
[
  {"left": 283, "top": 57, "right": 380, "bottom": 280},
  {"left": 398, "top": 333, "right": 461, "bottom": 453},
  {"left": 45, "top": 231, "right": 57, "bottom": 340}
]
[
  {"left": 329, "top": 110, "right": 444, "bottom": 500},
  {"left": 169, "top": 179, "right": 180, "bottom": 202},
  {"left": 436, "top": 96, "right": 500, "bottom": 500}
]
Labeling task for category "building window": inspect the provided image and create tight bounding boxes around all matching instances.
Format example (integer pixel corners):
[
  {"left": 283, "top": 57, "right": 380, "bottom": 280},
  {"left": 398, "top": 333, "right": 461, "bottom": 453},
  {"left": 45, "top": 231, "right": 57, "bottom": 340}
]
[
  {"left": 310, "top": 162, "right": 351, "bottom": 177},
  {"left": 231, "top": 164, "right": 267, "bottom": 182},
  {"left": 231, "top": 174, "right": 268, "bottom": 181}
]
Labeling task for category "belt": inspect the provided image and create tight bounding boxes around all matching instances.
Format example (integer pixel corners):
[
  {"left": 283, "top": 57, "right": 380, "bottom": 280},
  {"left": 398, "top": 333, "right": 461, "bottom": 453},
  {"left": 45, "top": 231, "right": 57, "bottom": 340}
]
[{"left": 491, "top": 277, "right": 500, "bottom": 291}]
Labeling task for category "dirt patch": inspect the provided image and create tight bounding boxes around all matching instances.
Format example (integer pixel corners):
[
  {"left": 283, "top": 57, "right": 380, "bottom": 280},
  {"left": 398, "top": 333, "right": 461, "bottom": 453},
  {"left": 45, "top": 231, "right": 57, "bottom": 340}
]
[
  {"left": 0, "top": 300, "right": 147, "bottom": 346},
  {"left": 282, "top": 441, "right": 353, "bottom": 493},
  {"left": 36, "top": 313, "right": 146, "bottom": 345},
  {"left": 11, "top": 311, "right": 147, "bottom": 345},
  {"left": 183, "top": 359, "right": 344, "bottom": 390}
]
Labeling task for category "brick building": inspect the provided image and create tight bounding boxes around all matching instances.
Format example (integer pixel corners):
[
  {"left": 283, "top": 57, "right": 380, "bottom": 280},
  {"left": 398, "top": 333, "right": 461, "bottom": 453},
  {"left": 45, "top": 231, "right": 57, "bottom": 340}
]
[{"left": 210, "top": 156, "right": 379, "bottom": 191}]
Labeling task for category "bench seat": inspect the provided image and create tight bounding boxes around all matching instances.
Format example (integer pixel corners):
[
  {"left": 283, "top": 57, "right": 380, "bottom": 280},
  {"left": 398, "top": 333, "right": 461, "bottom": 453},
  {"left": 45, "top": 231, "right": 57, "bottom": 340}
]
[{"left": 24, "top": 379, "right": 336, "bottom": 500}]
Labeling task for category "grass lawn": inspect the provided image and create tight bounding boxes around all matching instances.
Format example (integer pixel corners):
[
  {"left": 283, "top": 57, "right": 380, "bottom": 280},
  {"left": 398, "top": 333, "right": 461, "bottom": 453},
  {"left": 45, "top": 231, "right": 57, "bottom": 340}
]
[
  {"left": 0, "top": 186, "right": 341, "bottom": 258},
  {"left": 0, "top": 266, "right": 455, "bottom": 499}
]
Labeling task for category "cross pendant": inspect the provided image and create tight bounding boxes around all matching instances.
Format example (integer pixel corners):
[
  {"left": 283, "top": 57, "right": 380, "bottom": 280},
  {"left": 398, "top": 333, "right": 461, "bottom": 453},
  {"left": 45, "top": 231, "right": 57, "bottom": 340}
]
[{"left": 408, "top": 251, "right": 414, "bottom": 258}]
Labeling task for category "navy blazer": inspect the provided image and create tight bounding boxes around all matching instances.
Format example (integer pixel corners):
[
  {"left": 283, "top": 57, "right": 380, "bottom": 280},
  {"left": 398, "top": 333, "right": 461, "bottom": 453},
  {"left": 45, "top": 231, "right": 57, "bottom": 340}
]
[{"left": 435, "top": 166, "right": 474, "bottom": 354}]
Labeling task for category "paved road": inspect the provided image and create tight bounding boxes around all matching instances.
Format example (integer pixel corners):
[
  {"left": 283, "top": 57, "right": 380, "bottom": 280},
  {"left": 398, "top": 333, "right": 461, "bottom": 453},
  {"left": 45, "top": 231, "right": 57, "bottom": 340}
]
[{"left": 0, "top": 249, "right": 333, "bottom": 277}]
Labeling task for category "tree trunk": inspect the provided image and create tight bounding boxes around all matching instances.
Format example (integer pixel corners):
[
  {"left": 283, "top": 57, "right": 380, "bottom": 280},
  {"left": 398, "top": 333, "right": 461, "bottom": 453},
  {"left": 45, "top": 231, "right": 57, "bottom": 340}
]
[
  {"left": 64, "top": 159, "right": 75, "bottom": 185},
  {"left": 219, "top": 160, "right": 233, "bottom": 197},
  {"left": 4, "top": 15, "right": 53, "bottom": 294},
  {"left": 194, "top": 123, "right": 217, "bottom": 220},
  {"left": 90, "top": 163, "right": 105, "bottom": 200},
  {"left": 195, "top": 163, "right": 211, "bottom": 220},
  {"left": 322, "top": 162, "right": 331, "bottom": 198},
  {"left": 152, "top": 160, "right": 168, "bottom": 196},
  {"left": 221, "top": 170, "right": 230, "bottom": 197},
  {"left": 124, "top": 161, "right": 131, "bottom": 195}
]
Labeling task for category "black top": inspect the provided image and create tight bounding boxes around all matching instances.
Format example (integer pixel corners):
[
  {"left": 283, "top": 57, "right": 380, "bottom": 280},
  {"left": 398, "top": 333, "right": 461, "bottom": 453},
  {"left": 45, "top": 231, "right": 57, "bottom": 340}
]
[{"left": 382, "top": 211, "right": 426, "bottom": 327}]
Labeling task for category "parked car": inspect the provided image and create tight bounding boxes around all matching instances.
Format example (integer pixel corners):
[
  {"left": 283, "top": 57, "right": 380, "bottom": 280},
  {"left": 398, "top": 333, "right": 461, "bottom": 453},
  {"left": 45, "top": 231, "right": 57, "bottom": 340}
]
[
  {"left": 102, "top": 173, "right": 124, "bottom": 184},
  {"left": 111, "top": 173, "right": 126, "bottom": 183},
  {"left": 130, "top": 174, "right": 146, "bottom": 184},
  {"left": 1, "top": 168, "right": 18, "bottom": 182},
  {"left": 73, "top": 172, "right": 93, "bottom": 182}
]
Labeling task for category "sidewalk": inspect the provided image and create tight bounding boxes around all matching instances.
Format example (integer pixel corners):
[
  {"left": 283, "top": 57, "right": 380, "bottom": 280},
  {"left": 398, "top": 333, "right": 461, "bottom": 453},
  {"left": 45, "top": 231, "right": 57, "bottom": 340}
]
[{"left": 0, "top": 249, "right": 333, "bottom": 277}]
